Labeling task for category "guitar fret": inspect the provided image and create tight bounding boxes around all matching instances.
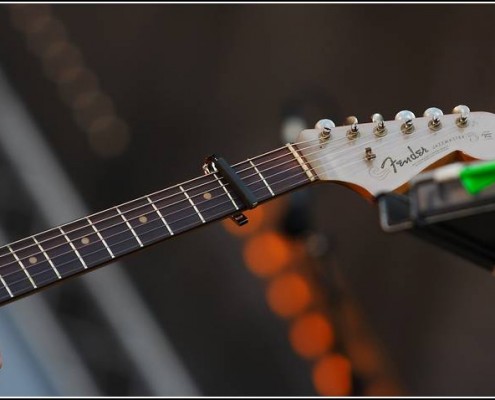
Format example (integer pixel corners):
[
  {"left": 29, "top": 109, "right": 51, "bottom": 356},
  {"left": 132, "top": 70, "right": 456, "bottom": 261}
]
[
  {"left": 180, "top": 185, "right": 205, "bottom": 223},
  {"left": 117, "top": 197, "right": 172, "bottom": 246},
  {"left": 286, "top": 143, "right": 317, "bottom": 182},
  {"left": 0, "top": 274, "right": 13, "bottom": 298},
  {"left": 233, "top": 161, "right": 272, "bottom": 202},
  {"left": 254, "top": 147, "right": 312, "bottom": 196},
  {"left": 59, "top": 219, "right": 114, "bottom": 268},
  {"left": 91, "top": 209, "right": 140, "bottom": 257},
  {"left": 87, "top": 217, "right": 115, "bottom": 258},
  {"left": 213, "top": 173, "right": 239, "bottom": 210},
  {"left": 147, "top": 197, "right": 174, "bottom": 236},
  {"left": 116, "top": 207, "right": 144, "bottom": 247},
  {"left": 32, "top": 236, "right": 61, "bottom": 279},
  {"left": 0, "top": 245, "right": 34, "bottom": 296},
  {"left": 35, "top": 229, "right": 86, "bottom": 277},
  {"left": 7, "top": 245, "right": 37, "bottom": 288},
  {"left": 9, "top": 238, "right": 59, "bottom": 288},
  {"left": 249, "top": 159, "right": 275, "bottom": 196},
  {"left": 179, "top": 176, "right": 239, "bottom": 224},
  {"left": 59, "top": 227, "right": 88, "bottom": 269}
]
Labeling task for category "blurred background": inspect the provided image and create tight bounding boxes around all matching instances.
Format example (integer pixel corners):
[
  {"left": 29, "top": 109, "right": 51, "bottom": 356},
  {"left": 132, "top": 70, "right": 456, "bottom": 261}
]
[{"left": 0, "top": 3, "right": 494, "bottom": 396}]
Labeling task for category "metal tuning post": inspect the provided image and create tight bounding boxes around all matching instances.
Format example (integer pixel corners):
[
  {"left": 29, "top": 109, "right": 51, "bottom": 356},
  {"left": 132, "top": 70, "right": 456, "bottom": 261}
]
[
  {"left": 345, "top": 116, "right": 359, "bottom": 140},
  {"left": 315, "top": 119, "right": 335, "bottom": 143},
  {"left": 395, "top": 110, "right": 416, "bottom": 134},
  {"left": 453, "top": 104, "right": 470, "bottom": 127},
  {"left": 423, "top": 107, "right": 443, "bottom": 131},
  {"left": 372, "top": 113, "right": 387, "bottom": 137}
]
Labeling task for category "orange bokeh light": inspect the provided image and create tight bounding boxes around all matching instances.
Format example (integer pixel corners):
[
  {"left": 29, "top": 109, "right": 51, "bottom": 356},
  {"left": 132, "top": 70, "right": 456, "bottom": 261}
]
[
  {"left": 243, "top": 231, "right": 292, "bottom": 278},
  {"left": 266, "top": 272, "right": 312, "bottom": 318},
  {"left": 365, "top": 378, "right": 402, "bottom": 396},
  {"left": 347, "top": 339, "right": 379, "bottom": 376},
  {"left": 289, "top": 312, "right": 334, "bottom": 359},
  {"left": 312, "top": 354, "right": 352, "bottom": 396}
]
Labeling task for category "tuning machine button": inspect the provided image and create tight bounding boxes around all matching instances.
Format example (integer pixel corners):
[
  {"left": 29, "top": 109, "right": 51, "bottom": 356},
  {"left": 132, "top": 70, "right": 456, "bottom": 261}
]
[
  {"left": 372, "top": 113, "right": 387, "bottom": 137},
  {"left": 395, "top": 110, "right": 416, "bottom": 134},
  {"left": 345, "top": 116, "right": 359, "bottom": 140},
  {"left": 453, "top": 105, "right": 470, "bottom": 127},
  {"left": 423, "top": 107, "right": 443, "bottom": 131},
  {"left": 315, "top": 119, "right": 335, "bottom": 142}
]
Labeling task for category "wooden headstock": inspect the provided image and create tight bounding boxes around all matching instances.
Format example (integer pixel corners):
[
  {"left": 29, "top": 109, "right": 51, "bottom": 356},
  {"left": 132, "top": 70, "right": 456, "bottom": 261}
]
[{"left": 296, "top": 107, "right": 495, "bottom": 198}]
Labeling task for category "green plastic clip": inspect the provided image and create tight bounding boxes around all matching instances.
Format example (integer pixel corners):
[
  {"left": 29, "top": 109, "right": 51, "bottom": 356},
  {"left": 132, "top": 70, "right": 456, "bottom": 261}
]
[{"left": 460, "top": 161, "right": 495, "bottom": 195}]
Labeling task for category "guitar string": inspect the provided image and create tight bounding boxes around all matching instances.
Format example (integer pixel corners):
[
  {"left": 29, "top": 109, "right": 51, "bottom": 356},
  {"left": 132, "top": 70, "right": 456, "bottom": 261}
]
[
  {"left": 0, "top": 118, "right": 439, "bottom": 272},
  {"left": 0, "top": 114, "right": 438, "bottom": 256},
  {"left": 0, "top": 124, "right": 336, "bottom": 252},
  {"left": 0, "top": 118, "right": 443, "bottom": 262},
  {"left": 0, "top": 122, "right": 461, "bottom": 291},
  {"left": 0, "top": 121, "right": 460, "bottom": 280},
  {"left": 0, "top": 123, "right": 379, "bottom": 255},
  {"left": 0, "top": 119, "right": 464, "bottom": 290},
  {"left": 0, "top": 112, "right": 467, "bottom": 261},
  {"left": 0, "top": 144, "right": 467, "bottom": 296},
  {"left": 0, "top": 140, "right": 320, "bottom": 256},
  {"left": 0, "top": 130, "right": 366, "bottom": 259},
  {"left": 0, "top": 113, "right": 460, "bottom": 260}
]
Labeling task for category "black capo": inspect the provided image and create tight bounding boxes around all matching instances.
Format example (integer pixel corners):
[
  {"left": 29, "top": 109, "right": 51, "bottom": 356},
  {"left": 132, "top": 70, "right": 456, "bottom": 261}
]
[{"left": 204, "top": 154, "right": 257, "bottom": 226}]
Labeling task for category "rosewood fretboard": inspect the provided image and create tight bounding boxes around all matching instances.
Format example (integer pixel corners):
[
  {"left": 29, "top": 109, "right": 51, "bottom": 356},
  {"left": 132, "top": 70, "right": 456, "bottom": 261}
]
[{"left": 0, "top": 144, "right": 315, "bottom": 306}]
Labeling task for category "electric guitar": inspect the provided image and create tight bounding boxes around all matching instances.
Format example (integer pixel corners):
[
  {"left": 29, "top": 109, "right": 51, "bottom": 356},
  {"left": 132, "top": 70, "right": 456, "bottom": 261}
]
[{"left": 0, "top": 105, "right": 493, "bottom": 307}]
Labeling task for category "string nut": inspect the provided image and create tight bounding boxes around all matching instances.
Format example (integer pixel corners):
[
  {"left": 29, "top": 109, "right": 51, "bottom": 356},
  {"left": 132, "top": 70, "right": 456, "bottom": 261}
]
[
  {"left": 372, "top": 113, "right": 387, "bottom": 137},
  {"left": 345, "top": 116, "right": 359, "bottom": 140},
  {"left": 315, "top": 119, "right": 335, "bottom": 142},
  {"left": 423, "top": 107, "right": 443, "bottom": 131},
  {"left": 453, "top": 104, "right": 470, "bottom": 127},
  {"left": 395, "top": 110, "right": 416, "bottom": 134}
]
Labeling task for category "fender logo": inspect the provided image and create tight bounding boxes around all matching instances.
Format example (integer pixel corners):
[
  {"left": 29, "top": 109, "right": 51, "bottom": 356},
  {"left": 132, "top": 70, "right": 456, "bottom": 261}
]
[
  {"left": 381, "top": 145, "right": 429, "bottom": 174},
  {"left": 482, "top": 131, "right": 493, "bottom": 140}
]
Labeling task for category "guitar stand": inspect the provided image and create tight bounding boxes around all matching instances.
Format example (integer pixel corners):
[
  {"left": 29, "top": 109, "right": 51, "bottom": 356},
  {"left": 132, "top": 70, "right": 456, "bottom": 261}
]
[{"left": 377, "top": 166, "right": 495, "bottom": 272}]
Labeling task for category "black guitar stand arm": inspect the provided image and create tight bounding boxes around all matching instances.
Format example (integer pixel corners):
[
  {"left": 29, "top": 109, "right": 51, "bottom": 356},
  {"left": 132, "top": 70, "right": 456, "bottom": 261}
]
[{"left": 378, "top": 164, "right": 495, "bottom": 272}]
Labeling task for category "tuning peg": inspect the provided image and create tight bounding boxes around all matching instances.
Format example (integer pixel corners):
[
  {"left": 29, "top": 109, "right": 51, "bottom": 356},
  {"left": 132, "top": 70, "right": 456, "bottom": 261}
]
[
  {"left": 371, "top": 113, "right": 387, "bottom": 137},
  {"left": 395, "top": 110, "right": 416, "bottom": 134},
  {"left": 453, "top": 104, "right": 470, "bottom": 127},
  {"left": 423, "top": 107, "right": 443, "bottom": 131},
  {"left": 344, "top": 116, "right": 359, "bottom": 140},
  {"left": 315, "top": 119, "right": 335, "bottom": 141}
]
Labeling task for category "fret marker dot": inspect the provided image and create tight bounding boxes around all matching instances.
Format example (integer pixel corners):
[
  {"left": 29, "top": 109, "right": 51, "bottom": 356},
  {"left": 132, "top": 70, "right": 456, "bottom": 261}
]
[
  {"left": 81, "top": 237, "right": 90, "bottom": 245},
  {"left": 203, "top": 192, "right": 212, "bottom": 200},
  {"left": 29, "top": 256, "right": 38, "bottom": 264},
  {"left": 139, "top": 215, "right": 148, "bottom": 224}
]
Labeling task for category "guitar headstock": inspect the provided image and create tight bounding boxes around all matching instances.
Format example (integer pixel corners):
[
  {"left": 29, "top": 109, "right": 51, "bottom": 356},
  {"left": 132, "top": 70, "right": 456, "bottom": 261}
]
[{"left": 296, "top": 106, "right": 495, "bottom": 198}]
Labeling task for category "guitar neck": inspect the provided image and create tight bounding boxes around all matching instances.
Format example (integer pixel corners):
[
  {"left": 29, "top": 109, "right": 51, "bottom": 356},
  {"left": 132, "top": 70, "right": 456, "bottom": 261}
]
[{"left": 0, "top": 144, "right": 315, "bottom": 306}]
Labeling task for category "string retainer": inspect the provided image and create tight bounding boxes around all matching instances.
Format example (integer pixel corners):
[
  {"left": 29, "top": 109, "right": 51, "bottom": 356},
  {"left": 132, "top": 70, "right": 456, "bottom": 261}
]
[{"left": 204, "top": 154, "right": 258, "bottom": 226}]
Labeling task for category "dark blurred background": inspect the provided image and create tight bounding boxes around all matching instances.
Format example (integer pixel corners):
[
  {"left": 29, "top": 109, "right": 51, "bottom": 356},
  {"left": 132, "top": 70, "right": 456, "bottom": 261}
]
[{"left": 0, "top": 3, "right": 494, "bottom": 396}]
